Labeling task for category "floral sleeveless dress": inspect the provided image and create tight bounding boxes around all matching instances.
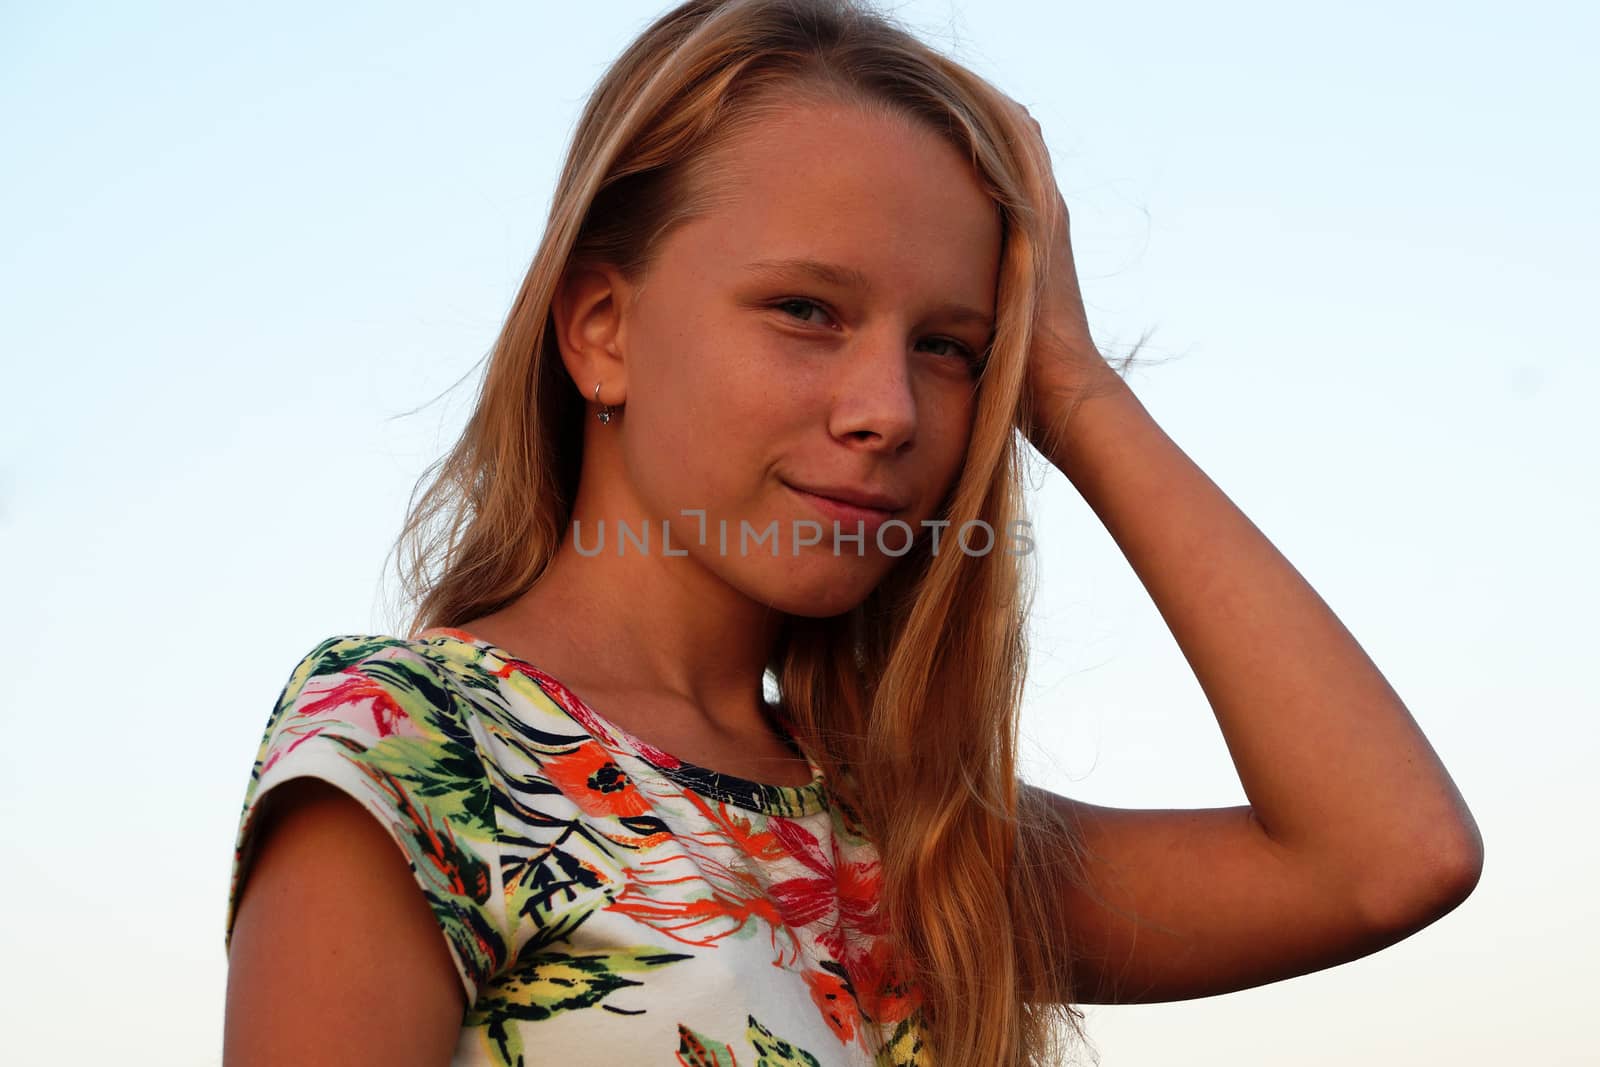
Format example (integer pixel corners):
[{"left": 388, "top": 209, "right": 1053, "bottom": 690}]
[{"left": 225, "top": 627, "right": 928, "bottom": 1065}]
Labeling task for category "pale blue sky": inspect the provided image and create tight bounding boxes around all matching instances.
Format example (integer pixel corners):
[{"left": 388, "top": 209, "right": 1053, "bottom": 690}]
[{"left": 2, "top": 1, "right": 1595, "bottom": 1063}]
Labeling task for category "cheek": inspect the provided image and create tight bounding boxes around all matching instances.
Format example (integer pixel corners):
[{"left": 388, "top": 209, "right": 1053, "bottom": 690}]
[
  {"left": 622, "top": 400, "right": 720, "bottom": 513},
  {"left": 925, "top": 396, "right": 978, "bottom": 495},
  {"left": 622, "top": 334, "right": 788, "bottom": 512}
]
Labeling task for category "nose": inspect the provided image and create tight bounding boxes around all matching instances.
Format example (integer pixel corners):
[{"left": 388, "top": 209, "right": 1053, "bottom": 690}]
[{"left": 826, "top": 327, "right": 917, "bottom": 454}]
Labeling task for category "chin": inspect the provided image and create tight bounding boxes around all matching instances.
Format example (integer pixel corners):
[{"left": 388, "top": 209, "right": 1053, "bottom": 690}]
[
  {"left": 765, "top": 591, "right": 867, "bottom": 619},
  {"left": 747, "top": 561, "right": 885, "bottom": 619}
]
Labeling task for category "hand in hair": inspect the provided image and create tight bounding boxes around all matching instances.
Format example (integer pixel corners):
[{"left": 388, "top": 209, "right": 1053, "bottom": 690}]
[{"left": 1000, "top": 96, "right": 1128, "bottom": 456}]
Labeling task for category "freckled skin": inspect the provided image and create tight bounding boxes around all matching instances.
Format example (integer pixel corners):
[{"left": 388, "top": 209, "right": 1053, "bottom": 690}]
[
  {"left": 575, "top": 99, "right": 1002, "bottom": 619},
  {"left": 466, "top": 99, "right": 1002, "bottom": 778}
]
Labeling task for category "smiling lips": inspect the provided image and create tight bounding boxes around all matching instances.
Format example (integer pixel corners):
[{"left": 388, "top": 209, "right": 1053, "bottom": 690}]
[{"left": 785, "top": 481, "right": 906, "bottom": 532}]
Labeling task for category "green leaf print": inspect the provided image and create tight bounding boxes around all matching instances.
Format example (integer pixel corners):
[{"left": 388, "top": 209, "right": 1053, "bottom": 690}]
[
  {"left": 747, "top": 1014, "right": 823, "bottom": 1067},
  {"left": 676, "top": 1022, "right": 741, "bottom": 1067},
  {"left": 360, "top": 735, "right": 494, "bottom": 833},
  {"left": 467, "top": 946, "right": 694, "bottom": 1067},
  {"left": 872, "top": 1011, "right": 928, "bottom": 1067},
  {"left": 484, "top": 944, "right": 695, "bottom": 1021},
  {"left": 296, "top": 634, "right": 388, "bottom": 675}
]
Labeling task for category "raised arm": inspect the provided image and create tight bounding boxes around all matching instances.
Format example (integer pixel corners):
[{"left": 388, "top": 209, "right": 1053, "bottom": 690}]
[
  {"left": 1006, "top": 96, "right": 1483, "bottom": 1003},
  {"left": 1022, "top": 330, "right": 1483, "bottom": 1006}
]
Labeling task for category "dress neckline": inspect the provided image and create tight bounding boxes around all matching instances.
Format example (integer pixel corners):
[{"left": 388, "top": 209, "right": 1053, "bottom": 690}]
[{"left": 414, "top": 626, "right": 829, "bottom": 818}]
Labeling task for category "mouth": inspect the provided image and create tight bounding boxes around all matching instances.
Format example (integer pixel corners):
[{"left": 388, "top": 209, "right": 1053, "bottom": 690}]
[{"left": 783, "top": 482, "right": 901, "bottom": 531}]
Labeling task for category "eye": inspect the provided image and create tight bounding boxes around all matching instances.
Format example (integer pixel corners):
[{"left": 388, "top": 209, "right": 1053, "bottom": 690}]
[
  {"left": 771, "top": 297, "right": 836, "bottom": 328},
  {"left": 917, "top": 336, "right": 979, "bottom": 362},
  {"left": 771, "top": 298, "right": 982, "bottom": 364}
]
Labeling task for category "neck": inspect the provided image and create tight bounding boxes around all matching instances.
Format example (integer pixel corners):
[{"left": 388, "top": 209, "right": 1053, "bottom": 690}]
[{"left": 466, "top": 511, "right": 789, "bottom": 745}]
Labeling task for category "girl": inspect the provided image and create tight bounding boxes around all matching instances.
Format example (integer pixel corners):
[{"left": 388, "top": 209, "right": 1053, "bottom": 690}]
[{"left": 222, "top": 1, "right": 1482, "bottom": 1064}]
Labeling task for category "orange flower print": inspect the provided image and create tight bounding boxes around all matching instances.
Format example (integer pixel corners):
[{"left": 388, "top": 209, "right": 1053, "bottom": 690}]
[
  {"left": 540, "top": 739, "right": 655, "bottom": 820},
  {"left": 803, "top": 966, "right": 861, "bottom": 1044},
  {"left": 679, "top": 789, "right": 789, "bottom": 864},
  {"left": 850, "top": 937, "right": 922, "bottom": 1030},
  {"left": 763, "top": 817, "right": 923, "bottom": 1041},
  {"left": 608, "top": 848, "right": 800, "bottom": 963}
]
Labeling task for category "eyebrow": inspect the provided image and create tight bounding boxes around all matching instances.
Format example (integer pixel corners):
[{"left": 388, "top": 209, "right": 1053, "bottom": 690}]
[{"left": 742, "top": 257, "right": 995, "bottom": 331}]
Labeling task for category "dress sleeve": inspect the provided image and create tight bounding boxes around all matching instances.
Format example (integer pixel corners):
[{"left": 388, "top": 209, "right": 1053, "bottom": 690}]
[{"left": 224, "top": 634, "right": 506, "bottom": 1008}]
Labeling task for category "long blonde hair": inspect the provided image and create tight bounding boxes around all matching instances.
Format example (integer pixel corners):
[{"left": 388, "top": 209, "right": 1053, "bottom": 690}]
[{"left": 390, "top": 1, "right": 1119, "bottom": 1062}]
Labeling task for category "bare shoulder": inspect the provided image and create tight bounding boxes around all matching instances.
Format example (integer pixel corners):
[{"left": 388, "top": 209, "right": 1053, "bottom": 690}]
[{"left": 224, "top": 779, "right": 466, "bottom": 1066}]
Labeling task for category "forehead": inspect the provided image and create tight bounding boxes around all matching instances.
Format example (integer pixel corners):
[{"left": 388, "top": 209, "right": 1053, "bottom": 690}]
[{"left": 677, "top": 100, "right": 1002, "bottom": 304}]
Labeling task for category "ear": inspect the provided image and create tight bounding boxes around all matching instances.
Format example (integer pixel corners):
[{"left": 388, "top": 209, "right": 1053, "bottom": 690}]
[{"left": 550, "top": 262, "right": 634, "bottom": 411}]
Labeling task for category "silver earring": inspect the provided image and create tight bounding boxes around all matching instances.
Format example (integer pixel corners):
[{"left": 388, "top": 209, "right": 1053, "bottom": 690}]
[{"left": 593, "top": 381, "right": 613, "bottom": 424}]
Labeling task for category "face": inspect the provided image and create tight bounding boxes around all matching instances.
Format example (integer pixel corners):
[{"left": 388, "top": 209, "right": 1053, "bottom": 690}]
[{"left": 582, "top": 98, "right": 1002, "bottom": 617}]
